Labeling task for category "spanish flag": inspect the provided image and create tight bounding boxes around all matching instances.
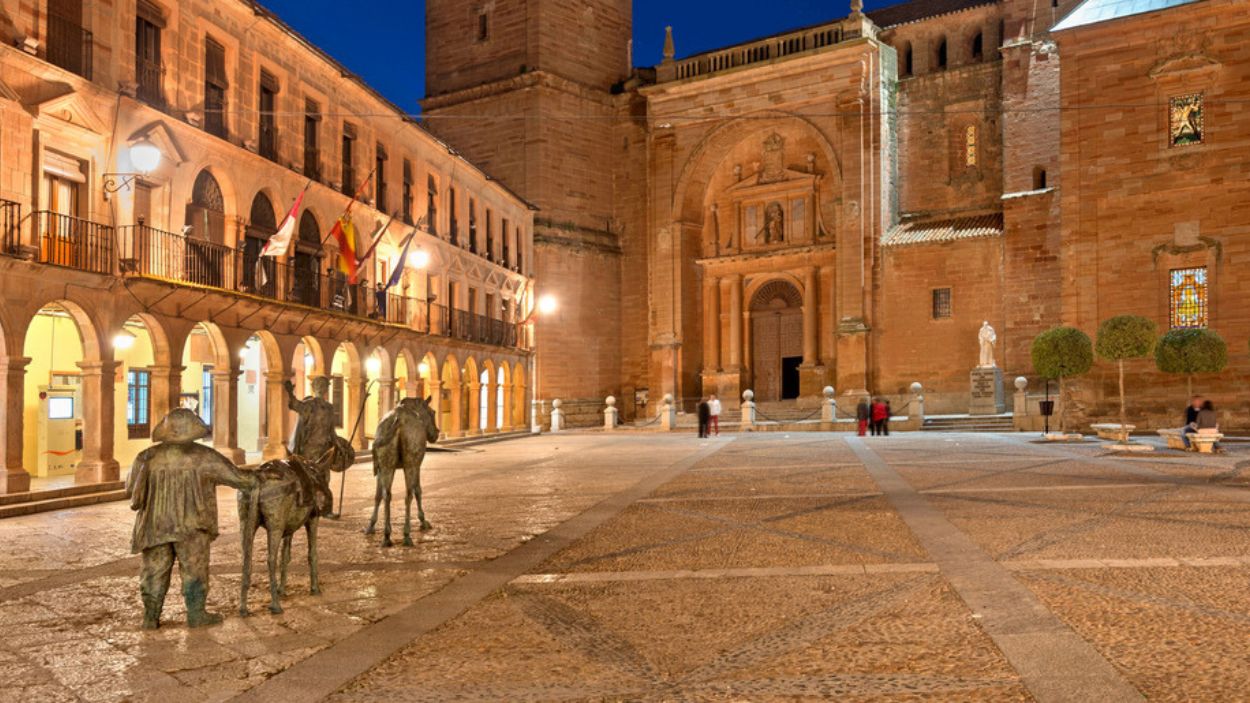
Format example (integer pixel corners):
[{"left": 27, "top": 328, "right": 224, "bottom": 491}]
[{"left": 330, "top": 216, "right": 359, "bottom": 282}]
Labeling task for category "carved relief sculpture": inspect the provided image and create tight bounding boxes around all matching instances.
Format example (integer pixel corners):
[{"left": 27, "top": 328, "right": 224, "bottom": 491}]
[{"left": 759, "top": 201, "right": 785, "bottom": 244}]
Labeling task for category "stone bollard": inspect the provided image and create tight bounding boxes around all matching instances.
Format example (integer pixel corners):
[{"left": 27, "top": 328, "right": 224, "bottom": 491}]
[
  {"left": 604, "top": 395, "right": 618, "bottom": 430},
  {"left": 1013, "top": 377, "right": 1029, "bottom": 417},
  {"left": 821, "top": 386, "right": 836, "bottom": 422},
  {"left": 741, "top": 389, "right": 756, "bottom": 430},
  {"left": 910, "top": 382, "right": 925, "bottom": 422},
  {"left": 550, "top": 398, "right": 564, "bottom": 433},
  {"left": 660, "top": 393, "right": 678, "bottom": 431}
]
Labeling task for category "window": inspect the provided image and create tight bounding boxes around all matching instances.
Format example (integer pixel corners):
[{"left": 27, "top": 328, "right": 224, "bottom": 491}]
[
  {"left": 449, "top": 187, "right": 459, "bottom": 245},
  {"left": 468, "top": 198, "right": 478, "bottom": 253},
  {"left": 375, "top": 143, "right": 388, "bottom": 211},
  {"left": 200, "top": 366, "right": 214, "bottom": 432},
  {"left": 965, "top": 125, "right": 978, "bottom": 167},
  {"left": 900, "top": 42, "right": 912, "bottom": 77},
  {"left": 502, "top": 217, "right": 511, "bottom": 266},
  {"left": 516, "top": 226, "right": 524, "bottom": 274},
  {"left": 1169, "top": 94, "right": 1204, "bottom": 147},
  {"left": 204, "top": 37, "right": 228, "bottom": 138},
  {"left": 135, "top": 1, "right": 164, "bottom": 104},
  {"left": 402, "top": 159, "right": 414, "bottom": 224},
  {"left": 341, "top": 123, "right": 356, "bottom": 195},
  {"left": 932, "top": 288, "right": 952, "bottom": 320},
  {"left": 48, "top": 0, "right": 92, "bottom": 79},
  {"left": 971, "top": 32, "right": 983, "bottom": 62},
  {"left": 258, "top": 70, "right": 278, "bottom": 161},
  {"left": 936, "top": 38, "right": 947, "bottom": 70},
  {"left": 304, "top": 99, "right": 320, "bottom": 179},
  {"left": 127, "top": 369, "right": 151, "bottom": 439},
  {"left": 485, "top": 209, "right": 494, "bottom": 260},
  {"left": 427, "top": 174, "right": 439, "bottom": 235},
  {"left": 477, "top": 12, "right": 489, "bottom": 42},
  {"left": 1032, "top": 166, "right": 1048, "bottom": 190},
  {"left": 1170, "top": 267, "right": 1208, "bottom": 329}
]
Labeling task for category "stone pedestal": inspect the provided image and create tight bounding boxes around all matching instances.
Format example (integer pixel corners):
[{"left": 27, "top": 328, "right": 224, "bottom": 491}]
[
  {"left": 604, "top": 396, "right": 618, "bottom": 430},
  {"left": 970, "top": 367, "right": 1005, "bottom": 415},
  {"left": 549, "top": 399, "right": 563, "bottom": 433}
]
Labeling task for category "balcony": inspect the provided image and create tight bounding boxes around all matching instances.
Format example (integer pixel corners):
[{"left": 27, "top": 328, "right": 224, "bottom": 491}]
[
  {"left": 136, "top": 57, "right": 164, "bottom": 106},
  {"left": 31, "top": 211, "right": 115, "bottom": 275},
  {"left": 46, "top": 14, "right": 93, "bottom": 80}
]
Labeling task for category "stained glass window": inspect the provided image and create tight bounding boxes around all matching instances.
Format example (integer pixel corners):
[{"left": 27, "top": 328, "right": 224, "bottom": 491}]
[
  {"left": 965, "top": 125, "right": 977, "bottom": 166},
  {"left": 1169, "top": 94, "right": 1203, "bottom": 147},
  {"left": 1170, "top": 267, "right": 1208, "bottom": 329}
]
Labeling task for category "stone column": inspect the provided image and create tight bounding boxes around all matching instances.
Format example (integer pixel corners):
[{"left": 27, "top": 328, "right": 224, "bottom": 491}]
[
  {"left": 148, "top": 364, "right": 184, "bottom": 427},
  {"left": 803, "top": 266, "right": 819, "bottom": 365},
  {"left": 502, "top": 383, "right": 515, "bottom": 431},
  {"left": 0, "top": 357, "right": 31, "bottom": 493},
  {"left": 404, "top": 378, "right": 420, "bottom": 400},
  {"left": 741, "top": 309, "right": 753, "bottom": 380},
  {"left": 705, "top": 276, "right": 721, "bottom": 370},
  {"left": 428, "top": 378, "right": 446, "bottom": 439},
  {"left": 467, "top": 381, "right": 483, "bottom": 435},
  {"left": 727, "top": 274, "right": 743, "bottom": 369},
  {"left": 446, "top": 380, "right": 463, "bottom": 438},
  {"left": 211, "top": 367, "right": 246, "bottom": 464},
  {"left": 75, "top": 360, "right": 122, "bottom": 483},
  {"left": 346, "top": 376, "right": 368, "bottom": 449},
  {"left": 378, "top": 377, "right": 397, "bottom": 417},
  {"left": 486, "top": 378, "right": 499, "bottom": 433},
  {"left": 262, "top": 371, "right": 290, "bottom": 461}
]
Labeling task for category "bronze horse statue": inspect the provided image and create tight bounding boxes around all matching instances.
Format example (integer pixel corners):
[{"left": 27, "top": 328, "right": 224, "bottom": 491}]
[
  {"left": 365, "top": 396, "right": 440, "bottom": 547},
  {"left": 237, "top": 446, "right": 351, "bottom": 615}
]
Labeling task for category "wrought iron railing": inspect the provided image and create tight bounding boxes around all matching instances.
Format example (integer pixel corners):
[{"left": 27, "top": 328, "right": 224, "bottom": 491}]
[
  {"left": 136, "top": 57, "right": 164, "bottom": 105},
  {"left": 32, "top": 211, "right": 115, "bottom": 274},
  {"left": 0, "top": 200, "right": 21, "bottom": 256},
  {"left": 46, "top": 14, "right": 93, "bottom": 79}
]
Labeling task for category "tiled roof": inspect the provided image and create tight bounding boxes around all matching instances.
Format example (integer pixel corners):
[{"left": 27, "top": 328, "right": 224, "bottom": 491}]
[
  {"left": 1052, "top": 0, "right": 1204, "bottom": 31},
  {"left": 867, "top": 0, "right": 995, "bottom": 28},
  {"left": 882, "top": 212, "right": 1004, "bottom": 247}
]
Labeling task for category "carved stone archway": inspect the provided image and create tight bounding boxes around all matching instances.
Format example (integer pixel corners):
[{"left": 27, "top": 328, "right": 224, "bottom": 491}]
[{"left": 749, "top": 280, "right": 804, "bottom": 402}]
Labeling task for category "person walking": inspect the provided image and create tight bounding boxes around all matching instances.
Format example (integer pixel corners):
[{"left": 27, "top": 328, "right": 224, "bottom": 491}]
[
  {"left": 883, "top": 399, "right": 893, "bottom": 436},
  {"left": 697, "top": 397, "right": 711, "bottom": 439},
  {"left": 708, "top": 394, "right": 722, "bottom": 436},
  {"left": 856, "top": 398, "right": 870, "bottom": 436}
]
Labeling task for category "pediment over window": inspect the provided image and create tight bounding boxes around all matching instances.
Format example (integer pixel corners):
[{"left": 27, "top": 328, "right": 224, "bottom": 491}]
[
  {"left": 128, "top": 121, "right": 189, "bottom": 166},
  {"left": 30, "top": 90, "right": 107, "bottom": 134}
]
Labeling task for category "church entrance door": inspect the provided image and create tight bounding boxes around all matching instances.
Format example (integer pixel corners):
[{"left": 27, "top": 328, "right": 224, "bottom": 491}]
[{"left": 750, "top": 280, "right": 803, "bottom": 403}]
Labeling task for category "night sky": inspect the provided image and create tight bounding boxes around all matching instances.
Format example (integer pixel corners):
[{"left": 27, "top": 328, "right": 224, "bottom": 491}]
[{"left": 258, "top": 0, "right": 901, "bottom": 113}]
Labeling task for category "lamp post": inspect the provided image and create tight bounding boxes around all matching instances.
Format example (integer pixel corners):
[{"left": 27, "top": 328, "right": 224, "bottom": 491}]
[{"left": 524, "top": 294, "right": 558, "bottom": 433}]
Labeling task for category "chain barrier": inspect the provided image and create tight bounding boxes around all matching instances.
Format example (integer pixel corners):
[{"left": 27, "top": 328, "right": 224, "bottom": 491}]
[{"left": 751, "top": 405, "right": 825, "bottom": 423}]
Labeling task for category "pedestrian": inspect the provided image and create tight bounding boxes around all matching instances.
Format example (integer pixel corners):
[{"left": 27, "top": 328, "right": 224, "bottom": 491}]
[
  {"left": 708, "top": 394, "right": 722, "bottom": 436},
  {"left": 883, "top": 399, "right": 893, "bottom": 436},
  {"left": 697, "top": 397, "right": 711, "bottom": 438},
  {"left": 1181, "top": 395, "right": 1203, "bottom": 449},
  {"left": 1195, "top": 399, "right": 1223, "bottom": 453},
  {"left": 870, "top": 397, "right": 888, "bottom": 436},
  {"left": 856, "top": 397, "right": 870, "bottom": 436}
]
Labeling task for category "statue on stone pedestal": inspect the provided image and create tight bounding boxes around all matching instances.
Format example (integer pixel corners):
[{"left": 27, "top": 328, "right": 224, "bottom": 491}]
[
  {"left": 126, "top": 409, "right": 258, "bottom": 629},
  {"left": 978, "top": 321, "right": 998, "bottom": 368},
  {"left": 365, "top": 396, "right": 440, "bottom": 547}
]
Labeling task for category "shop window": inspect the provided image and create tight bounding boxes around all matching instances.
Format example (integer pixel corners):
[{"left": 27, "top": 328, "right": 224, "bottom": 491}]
[
  {"left": 1169, "top": 267, "right": 1208, "bottom": 329},
  {"left": 127, "top": 369, "right": 151, "bottom": 439},
  {"left": 932, "top": 288, "right": 952, "bottom": 320}
]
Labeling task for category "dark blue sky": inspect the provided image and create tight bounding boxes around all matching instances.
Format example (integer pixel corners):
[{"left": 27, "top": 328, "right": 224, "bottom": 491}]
[{"left": 260, "top": 1, "right": 899, "bottom": 113}]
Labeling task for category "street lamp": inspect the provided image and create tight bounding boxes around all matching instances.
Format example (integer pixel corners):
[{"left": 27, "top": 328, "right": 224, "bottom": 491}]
[
  {"left": 103, "top": 140, "right": 163, "bottom": 193},
  {"left": 526, "top": 293, "right": 558, "bottom": 433},
  {"left": 408, "top": 248, "right": 436, "bottom": 333}
]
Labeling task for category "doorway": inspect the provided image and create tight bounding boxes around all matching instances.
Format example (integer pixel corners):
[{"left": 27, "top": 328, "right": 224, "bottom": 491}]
[
  {"left": 781, "top": 357, "right": 802, "bottom": 400},
  {"left": 749, "top": 280, "right": 804, "bottom": 403}
]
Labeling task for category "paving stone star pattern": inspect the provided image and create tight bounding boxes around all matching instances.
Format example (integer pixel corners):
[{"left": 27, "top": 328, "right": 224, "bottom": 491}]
[{"left": 3, "top": 431, "right": 1250, "bottom": 701}]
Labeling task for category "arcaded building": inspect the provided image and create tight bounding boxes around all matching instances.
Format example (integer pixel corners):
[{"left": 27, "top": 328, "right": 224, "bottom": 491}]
[
  {"left": 423, "top": 0, "right": 1249, "bottom": 429},
  {"left": 0, "top": 0, "right": 536, "bottom": 494}
]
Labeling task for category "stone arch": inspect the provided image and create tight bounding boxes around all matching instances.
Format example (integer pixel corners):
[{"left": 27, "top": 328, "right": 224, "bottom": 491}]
[
  {"left": 749, "top": 278, "right": 804, "bottom": 311},
  {"left": 20, "top": 297, "right": 104, "bottom": 362},
  {"left": 248, "top": 329, "right": 284, "bottom": 373},
  {"left": 185, "top": 168, "right": 233, "bottom": 246},
  {"left": 463, "top": 357, "right": 479, "bottom": 435},
  {"left": 745, "top": 278, "right": 805, "bottom": 403},
  {"left": 479, "top": 359, "right": 496, "bottom": 433},
  {"left": 247, "top": 190, "right": 278, "bottom": 232},
  {"left": 298, "top": 210, "right": 321, "bottom": 245},
  {"left": 898, "top": 40, "right": 913, "bottom": 76},
  {"left": 331, "top": 340, "right": 363, "bottom": 380},
  {"left": 122, "top": 312, "right": 173, "bottom": 367},
  {"left": 495, "top": 361, "right": 510, "bottom": 430}
]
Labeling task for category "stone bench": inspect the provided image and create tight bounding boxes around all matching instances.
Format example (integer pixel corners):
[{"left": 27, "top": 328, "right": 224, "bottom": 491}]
[
  {"left": 1091, "top": 423, "right": 1134, "bottom": 441},
  {"left": 1157, "top": 428, "right": 1188, "bottom": 451},
  {"left": 1191, "top": 432, "right": 1224, "bottom": 454}
]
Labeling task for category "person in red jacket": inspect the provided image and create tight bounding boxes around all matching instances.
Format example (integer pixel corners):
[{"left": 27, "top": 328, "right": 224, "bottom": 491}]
[{"left": 870, "top": 398, "right": 889, "bottom": 436}]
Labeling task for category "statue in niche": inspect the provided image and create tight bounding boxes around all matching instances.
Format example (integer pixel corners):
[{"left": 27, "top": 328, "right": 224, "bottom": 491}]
[{"left": 758, "top": 201, "right": 785, "bottom": 244}]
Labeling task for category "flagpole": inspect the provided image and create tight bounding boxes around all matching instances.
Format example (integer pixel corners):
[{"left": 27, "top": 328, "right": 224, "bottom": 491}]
[{"left": 320, "top": 167, "right": 377, "bottom": 248}]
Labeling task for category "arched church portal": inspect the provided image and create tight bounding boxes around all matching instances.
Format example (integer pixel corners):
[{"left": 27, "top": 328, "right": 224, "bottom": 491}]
[{"left": 750, "top": 280, "right": 803, "bottom": 402}]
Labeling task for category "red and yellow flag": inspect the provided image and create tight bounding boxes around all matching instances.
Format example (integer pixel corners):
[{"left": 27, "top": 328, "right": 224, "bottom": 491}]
[{"left": 330, "top": 216, "right": 359, "bottom": 282}]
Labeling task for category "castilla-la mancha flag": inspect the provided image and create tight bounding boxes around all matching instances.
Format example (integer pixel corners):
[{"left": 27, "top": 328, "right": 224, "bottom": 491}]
[{"left": 259, "top": 185, "right": 308, "bottom": 259}]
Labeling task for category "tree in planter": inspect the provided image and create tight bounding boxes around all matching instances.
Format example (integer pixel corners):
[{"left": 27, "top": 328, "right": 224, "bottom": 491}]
[
  {"left": 1030, "top": 326, "right": 1094, "bottom": 434},
  {"left": 1095, "top": 315, "right": 1157, "bottom": 442},
  {"left": 1154, "top": 328, "right": 1228, "bottom": 397}
]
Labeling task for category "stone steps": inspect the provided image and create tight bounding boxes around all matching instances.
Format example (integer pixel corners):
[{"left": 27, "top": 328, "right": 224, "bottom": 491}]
[
  {"left": 0, "top": 485, "right": 128, "bottom": 519},
  {"left": 922, "top": 416, "right": 1016, "bottom": 432}
]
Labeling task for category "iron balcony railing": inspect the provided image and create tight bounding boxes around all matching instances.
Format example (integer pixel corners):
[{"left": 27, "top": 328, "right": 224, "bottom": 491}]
[
  {"left": 136, "top": 57, "right": 164, "bottom": 106},
  {"left": 32, "top": 211, "right": 115, "bottom": 274},
  {"left": 46, "top": 14, "right": 93, "bottom": 80},
  {"left": 0, "top": 200, "right": 21, "bottom": 256}
]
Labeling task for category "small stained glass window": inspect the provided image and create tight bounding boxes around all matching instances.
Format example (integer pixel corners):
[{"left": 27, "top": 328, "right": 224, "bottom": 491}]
[
  {"left": 932, "top": 288, "right": 952, "bottom": 319},
  {"left": 965, "top": 125, "right": 978, "bottom": 167},
  {"left": 1170, "top": 267, "right": 1208, "bottom": 329},
  {"left": 1169, "top": 94, "right": 1204, "bottom": 147}
]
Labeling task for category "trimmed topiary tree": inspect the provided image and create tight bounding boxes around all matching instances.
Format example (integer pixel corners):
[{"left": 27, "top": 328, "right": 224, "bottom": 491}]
[
  {"left": 1095, "top": 315, "right": 1157, "bottom": 442},
  {"left": 1155, "top": 328, "right": 1228, "bottom": 397},
  {"left": 1031, "top": 326, "right": 1094, "bottom": 434}
]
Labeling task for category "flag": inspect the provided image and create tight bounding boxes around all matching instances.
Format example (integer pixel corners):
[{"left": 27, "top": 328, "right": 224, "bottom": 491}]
[
  {"left": 331, "top": 216, "right": 359, "bottom": 282},
  {"left": 355, "top": 212, "right": 396, "bottom": 272},
  {"left": 385, "top": 231, "right": 417, "bottom": 291},
  {"left": 260, "top": 186, "right": 308, "bottom": 259}
]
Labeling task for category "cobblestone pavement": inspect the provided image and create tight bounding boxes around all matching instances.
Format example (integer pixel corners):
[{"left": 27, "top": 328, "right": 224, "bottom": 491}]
[{"left": 3, "top": 432, "right": 1250, "bottom": 701}]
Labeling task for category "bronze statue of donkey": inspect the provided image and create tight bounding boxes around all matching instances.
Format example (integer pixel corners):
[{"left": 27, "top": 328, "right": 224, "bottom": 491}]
[
  {"left": 237, "top": 458, "right": 333, "bottom": 615},
  {"left": 365, "top": 396, "right": 440, "bottom": 547}
]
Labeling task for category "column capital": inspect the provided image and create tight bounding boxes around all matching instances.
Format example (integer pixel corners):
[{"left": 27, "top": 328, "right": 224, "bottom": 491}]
[
  {"left": 211, "top": 367, "right": 242, "bottom": 381},
  {"left": 264, "top": 370, "right": 291, "bottom": 383},
  {"left": 146, "top": 364, "right": 185, "bottom": 375},
  {"left": 0, "top": 356, "right": 32, "bottom": 373},
  {"left": 76, "top": 359, "right": 123, "bottom": 375}
]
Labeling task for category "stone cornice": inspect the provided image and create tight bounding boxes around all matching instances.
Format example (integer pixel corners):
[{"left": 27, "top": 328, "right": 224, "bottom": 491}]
[
  {"left": 695, "top": 242, "right": 837, "bottom": 267},
  {"left": 421, "top": 71, "right": 618, "bottom": 113}
]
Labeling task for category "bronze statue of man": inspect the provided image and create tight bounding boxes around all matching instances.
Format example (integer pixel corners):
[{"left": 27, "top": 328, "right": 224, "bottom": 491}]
[
  {"left": 286, "top": 376, "right": 338, "bottom": 463},
  {"left": 126, "top": 409, "right": 257, "bottom": 629}
]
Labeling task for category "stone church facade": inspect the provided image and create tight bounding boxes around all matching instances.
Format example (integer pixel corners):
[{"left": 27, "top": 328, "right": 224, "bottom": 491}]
[{"left": 424, "top": 0, "right": 1248, "bottom": 429}]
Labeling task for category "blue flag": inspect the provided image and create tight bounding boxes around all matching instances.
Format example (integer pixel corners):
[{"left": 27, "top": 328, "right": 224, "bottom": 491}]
[{"left": 385, "top": 231, "right": 416, "bottom": 291}]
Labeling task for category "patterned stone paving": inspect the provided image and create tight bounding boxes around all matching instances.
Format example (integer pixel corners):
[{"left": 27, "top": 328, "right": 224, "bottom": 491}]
[{"left": 4, "top": 431, "right": 1250, "bottom": 701}]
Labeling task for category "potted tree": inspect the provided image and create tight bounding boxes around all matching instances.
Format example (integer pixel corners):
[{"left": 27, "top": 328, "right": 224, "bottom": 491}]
[
  {"left": 1030, "top": 326, "right": 1093, "bottom": 439},
  {"left": 1095, "top": 315, "right": 1157, "bottom": 447},
  {"left": 1154, "top": 328, "right": 1227, "bottom": 397}
]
